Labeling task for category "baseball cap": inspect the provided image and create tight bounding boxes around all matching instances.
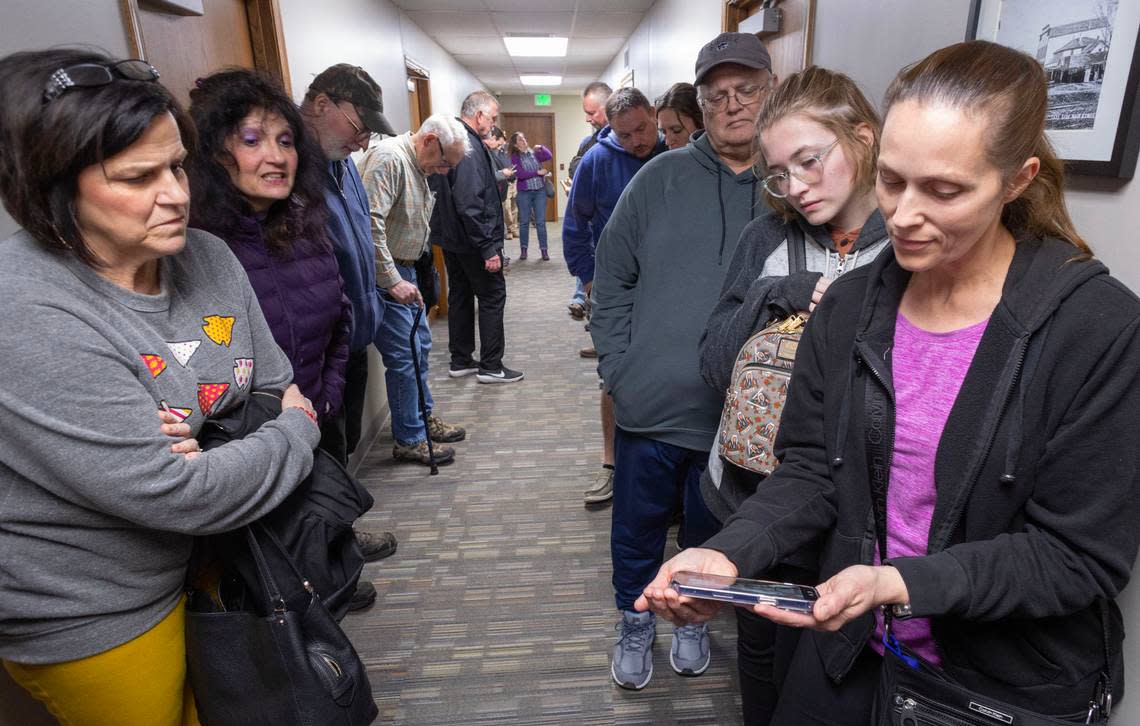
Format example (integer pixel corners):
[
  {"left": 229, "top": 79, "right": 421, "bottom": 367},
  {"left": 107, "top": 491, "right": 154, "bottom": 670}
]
[
  {"left": 694, "top": 32, "right": 773, "bottom": 86},
  {"left": 308, "top": 64, "right": 396, "bottom": 136}
]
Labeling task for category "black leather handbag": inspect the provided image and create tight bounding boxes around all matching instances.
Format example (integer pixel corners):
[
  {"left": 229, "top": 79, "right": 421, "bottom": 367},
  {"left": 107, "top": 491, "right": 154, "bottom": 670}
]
[{"left": 186, "top": 523, "right": 378, "bottom": 726}]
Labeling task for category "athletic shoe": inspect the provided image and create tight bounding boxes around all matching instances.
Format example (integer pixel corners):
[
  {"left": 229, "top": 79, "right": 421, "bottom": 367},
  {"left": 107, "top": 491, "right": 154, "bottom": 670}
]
[
  {"left": 669, "top": 622, "right": 710, "bottom": 676},
  {"left": 427, "top": 414, "right": 466, "bottom": 443},
  {"left": 612, "top": 611, "right": 656, "bottom": 690},
  {"left": 448, "top": 363, "right": 479, "bottom": 378},
  {"left": 579, "top": 346, "right": 597, "bottom": 359},
  {"left": 345, "top": 581, "right": 377, "bottom": 612},
  {"left": 583, "top": 467, "right": 614, "bottom": 504},
  {"left": 393, "top": 440, "right": 455, "bottom": 465},
  {"left": 568, "top": 303, "right": 586, "bottom": 320},
  {"left": 476, "top": 366, "right": 525, "bottom": 384},
  {"left": 353, "top": 529, "right": 397, "bottom": 562}
]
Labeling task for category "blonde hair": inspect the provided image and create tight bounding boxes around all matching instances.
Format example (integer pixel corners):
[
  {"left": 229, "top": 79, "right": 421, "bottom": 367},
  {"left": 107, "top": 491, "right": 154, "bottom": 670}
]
[
  {"left": 883, "top": 40, "right": 1088, "bottom": 253},
  {"left": 754, "top": 66, "right": 881, "bottom": 220}
]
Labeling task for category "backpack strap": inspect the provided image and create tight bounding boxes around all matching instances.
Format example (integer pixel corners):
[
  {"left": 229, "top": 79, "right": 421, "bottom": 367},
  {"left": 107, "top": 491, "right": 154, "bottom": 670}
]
[{"left": 786, "top": 221, "right": 807, "bottom": 273}]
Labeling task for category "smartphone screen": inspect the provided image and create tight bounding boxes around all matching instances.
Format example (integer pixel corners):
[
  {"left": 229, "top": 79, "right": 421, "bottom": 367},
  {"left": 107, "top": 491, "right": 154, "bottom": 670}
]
[{"left": 669, "top": 571, "right": 819, "bottom": 612}]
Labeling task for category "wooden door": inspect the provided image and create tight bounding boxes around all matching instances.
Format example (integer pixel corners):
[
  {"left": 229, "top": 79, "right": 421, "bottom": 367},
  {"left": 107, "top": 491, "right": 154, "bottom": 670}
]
[
  {"left": 122, "top": 0, "right": 291, "bottom": 106},
  {"left": 499, "top": 112, "right": 557, "bottom": 221}
]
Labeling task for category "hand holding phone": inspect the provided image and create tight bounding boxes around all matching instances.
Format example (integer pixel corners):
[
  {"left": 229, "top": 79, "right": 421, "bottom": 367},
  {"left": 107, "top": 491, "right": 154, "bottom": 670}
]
[{"left": 669, "top": 571, "right": 819, "bottom": 614}]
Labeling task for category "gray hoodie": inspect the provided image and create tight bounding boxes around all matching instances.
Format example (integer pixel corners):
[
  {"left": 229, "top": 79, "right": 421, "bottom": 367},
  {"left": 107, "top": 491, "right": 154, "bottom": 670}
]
[{"left": 591, "top": 131, "right": 762, "bottom": 451}]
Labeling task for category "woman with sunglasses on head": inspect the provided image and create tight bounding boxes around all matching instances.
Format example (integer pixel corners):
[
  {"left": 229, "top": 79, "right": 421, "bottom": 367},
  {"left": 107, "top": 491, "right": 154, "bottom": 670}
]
[
  {"left": 655, "top": 82, "right": 705, "bottom": 151},
  {"left": 186, "top": 69, "right": 352, "bottom": 461},
  {"left": 507, "top": 131, "right": 553, "bottom": 260},
  {"left": 643, "top": 41, "right": 1138, "bottom": 724},
  {"left": 0, "top": 49, "right": 320, "bottom": 725},
  {"left": 695, "top": 66, "right": 890, "bottom": 725}
]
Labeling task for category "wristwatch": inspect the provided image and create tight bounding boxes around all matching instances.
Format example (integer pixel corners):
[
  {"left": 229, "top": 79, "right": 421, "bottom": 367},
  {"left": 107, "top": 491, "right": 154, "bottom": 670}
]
[{"left": 890, "top": 602, "right": 914, "bottom": 620}]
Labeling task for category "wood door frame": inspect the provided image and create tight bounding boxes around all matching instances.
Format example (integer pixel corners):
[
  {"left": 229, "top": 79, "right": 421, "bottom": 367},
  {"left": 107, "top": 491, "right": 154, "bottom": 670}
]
[
  {"left": 499, "top": 111, "right": 558, "bottom": 221},
  {"left": 721, "top": 0, "right": 815, "bottom": 79},
  {"left": 120, "top": 0, "right": 293, "bottom": 95}
]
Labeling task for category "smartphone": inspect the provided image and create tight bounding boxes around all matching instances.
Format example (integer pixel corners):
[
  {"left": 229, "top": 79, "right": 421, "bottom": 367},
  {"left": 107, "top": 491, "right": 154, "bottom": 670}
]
[{"left": 669, "top": 571, "right": 819, "bottom": 613}]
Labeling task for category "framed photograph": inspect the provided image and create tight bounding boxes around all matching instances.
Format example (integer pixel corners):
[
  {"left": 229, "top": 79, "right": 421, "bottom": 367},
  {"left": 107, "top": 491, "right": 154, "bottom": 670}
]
[{"left": 968, "top": 0, "right": 1140, "bottom": 178}]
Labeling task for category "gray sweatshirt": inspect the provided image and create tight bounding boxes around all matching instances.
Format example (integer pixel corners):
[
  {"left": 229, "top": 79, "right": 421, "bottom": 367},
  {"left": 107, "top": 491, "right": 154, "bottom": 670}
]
[
  {"left": 591, "top": 131, "right": 762, "bottom": 451},
  {"left": 0, "top": 228, "right": 319, "bottom": 664}
]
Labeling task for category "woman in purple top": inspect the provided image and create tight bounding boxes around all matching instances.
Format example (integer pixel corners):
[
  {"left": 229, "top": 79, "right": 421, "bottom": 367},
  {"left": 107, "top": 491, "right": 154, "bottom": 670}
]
[
  {"left": 639, "top": 41, "right": 1139, "bottom": 723},
  {"left": 508, "top": 131, "right": 553, "bottom": 260},
  {"left": 187, "top": 69, "right": 351, "bottom": 447}
]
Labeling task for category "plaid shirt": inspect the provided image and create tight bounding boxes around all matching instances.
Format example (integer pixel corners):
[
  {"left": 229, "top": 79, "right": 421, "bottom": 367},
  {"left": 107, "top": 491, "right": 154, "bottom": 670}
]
[{"left": 356, "top": 133, "right": 434, "bottom": 289}]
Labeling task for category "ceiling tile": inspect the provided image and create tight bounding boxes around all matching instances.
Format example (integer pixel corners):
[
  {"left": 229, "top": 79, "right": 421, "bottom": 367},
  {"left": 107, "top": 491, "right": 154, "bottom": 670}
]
[
  {"left": 403, "top": 11, "right": 499, "bottom": 35},
  {"left": 573, "top": 12, "right": 643, "bottom": 37},
  {"left": 444, "top": 38, "right": 511, "bottom": 56},
  {"left": 567, "top": 37, "right": 627, "bottom": 56},
  {"left": 574, "top": 0, "right": 655, "bottom": 10},
  {"left": 490, "top": 11, "right": 574, "bottom": 34},
  {"left": 392, "top": 0, "right": 488, "bottom": 10}
]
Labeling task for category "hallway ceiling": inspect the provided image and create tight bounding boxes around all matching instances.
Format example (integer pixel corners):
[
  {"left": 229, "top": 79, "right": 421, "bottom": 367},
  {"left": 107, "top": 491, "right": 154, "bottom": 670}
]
[{"left": 393, "top": 0, "right": 655, "bottom": 94}]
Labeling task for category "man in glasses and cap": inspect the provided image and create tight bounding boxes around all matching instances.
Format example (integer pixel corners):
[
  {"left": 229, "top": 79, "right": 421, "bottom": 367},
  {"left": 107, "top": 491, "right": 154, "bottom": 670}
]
[
  {"left": 589, "top": 32, "right": 776, "bottom": 690},
  {"left": 300, "top": 64, "right": 399, "bottom": 598}
]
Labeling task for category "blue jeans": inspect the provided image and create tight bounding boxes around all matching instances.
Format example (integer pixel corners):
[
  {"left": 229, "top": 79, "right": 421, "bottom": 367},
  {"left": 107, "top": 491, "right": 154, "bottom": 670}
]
[
  {"left": 611, "top": 427, "right": 720, "bottom": 611},
  {"left": 377, "top": 264, "right": 433, "bottom": 446},
  {"left": 569, "top": 277, "right": 586, "bottom": 307},
  {"left": 517, "top": 188, "right": 548, "bottom": 251}
]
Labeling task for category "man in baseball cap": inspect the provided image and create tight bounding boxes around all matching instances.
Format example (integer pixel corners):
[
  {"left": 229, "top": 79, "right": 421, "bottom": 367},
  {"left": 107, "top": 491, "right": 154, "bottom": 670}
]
[
  {"left": 300, "top": 65, "right": 400, "bottom": 600},
  {"left": 591, "top": 31, "right": 776, "bottom": 693}
]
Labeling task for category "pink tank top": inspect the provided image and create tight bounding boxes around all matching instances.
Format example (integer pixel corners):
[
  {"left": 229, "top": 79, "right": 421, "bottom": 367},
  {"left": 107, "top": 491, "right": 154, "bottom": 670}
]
[{"left": 869, "top": 312, "right": 988, "bottom": 666}]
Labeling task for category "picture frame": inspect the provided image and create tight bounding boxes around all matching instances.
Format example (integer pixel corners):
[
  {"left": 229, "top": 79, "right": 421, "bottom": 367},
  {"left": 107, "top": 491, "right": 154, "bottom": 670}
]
[{"left": 967, "top": 0, "right": 1140, "bottom": 178}]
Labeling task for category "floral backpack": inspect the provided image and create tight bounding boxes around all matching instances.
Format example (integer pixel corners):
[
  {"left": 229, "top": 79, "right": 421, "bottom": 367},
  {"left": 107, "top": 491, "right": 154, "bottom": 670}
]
[{"left": 715, "top": 226, "right": 807, "bottom": 475}]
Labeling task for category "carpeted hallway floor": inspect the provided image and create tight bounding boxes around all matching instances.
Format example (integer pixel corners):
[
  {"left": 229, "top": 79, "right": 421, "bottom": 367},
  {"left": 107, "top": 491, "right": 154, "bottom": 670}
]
[{"left": 343, "top": 227, "right": 745, "bottom": 724}]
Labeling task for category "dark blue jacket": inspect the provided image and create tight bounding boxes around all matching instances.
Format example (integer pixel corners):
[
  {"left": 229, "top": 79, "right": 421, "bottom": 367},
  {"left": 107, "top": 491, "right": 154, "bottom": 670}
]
[
  {"left": 561, "top": 126, "right": 666, "bottom": 283},
  {"left": 324, "top": 159, "right": 384, "bottom": 353}
]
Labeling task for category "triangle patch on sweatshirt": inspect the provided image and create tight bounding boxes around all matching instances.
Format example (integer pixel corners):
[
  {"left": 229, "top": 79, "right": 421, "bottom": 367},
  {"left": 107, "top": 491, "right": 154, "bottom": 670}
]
[
  {"left": 166, "top": 340, "right": 201, "bottom": 367},
  {"left": 197, "top": 382, "right": 230, "bottom": 416}
]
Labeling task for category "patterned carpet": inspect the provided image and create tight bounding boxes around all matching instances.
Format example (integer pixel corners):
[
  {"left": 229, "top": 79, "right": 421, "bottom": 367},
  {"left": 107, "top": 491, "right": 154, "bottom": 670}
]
[{"left": 344, "top": 227, "right": 744, "bottom": 725}]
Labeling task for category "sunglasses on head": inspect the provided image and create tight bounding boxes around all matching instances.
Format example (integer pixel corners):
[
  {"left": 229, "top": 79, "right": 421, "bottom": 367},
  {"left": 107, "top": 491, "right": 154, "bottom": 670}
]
[{"left": 43, "top": 60, "right": 161, "bottom": 104}]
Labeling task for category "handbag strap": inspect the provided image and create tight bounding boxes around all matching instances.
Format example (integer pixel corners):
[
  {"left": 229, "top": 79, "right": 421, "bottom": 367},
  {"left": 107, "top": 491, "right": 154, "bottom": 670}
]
[
  {"left": 864, "top": 324, "right": 1115, "bottom": 721},
  {"left": 786, "top": 222, "right": 807, "bottom": 274}
]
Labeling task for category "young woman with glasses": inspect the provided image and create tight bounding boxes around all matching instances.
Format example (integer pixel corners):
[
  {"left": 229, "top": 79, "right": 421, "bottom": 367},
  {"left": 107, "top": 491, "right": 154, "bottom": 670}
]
[
  {"left": 643, "top": 41, "right": 1138, "bottom": 724},
  {"left": 0, "top": 49, "right": 320, "bottom": 724},
  {"left": 694, "top": 66, "right": 891, "bottom": 725}
]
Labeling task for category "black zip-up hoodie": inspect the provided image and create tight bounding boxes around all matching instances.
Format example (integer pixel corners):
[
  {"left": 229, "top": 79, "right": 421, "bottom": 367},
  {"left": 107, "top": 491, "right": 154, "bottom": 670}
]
[{"left": 703, "top": 237, "right": 1140, "bottom": 715}]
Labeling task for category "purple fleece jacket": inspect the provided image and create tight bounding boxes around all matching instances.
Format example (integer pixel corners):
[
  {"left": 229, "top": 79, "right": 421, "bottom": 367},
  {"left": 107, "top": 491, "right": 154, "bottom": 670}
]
[
  {"left": 511, "top": 145, "right": 553, "bottom": 192},
  {"left": 223, "top": 214, "right": 351, "bottom": 422}
]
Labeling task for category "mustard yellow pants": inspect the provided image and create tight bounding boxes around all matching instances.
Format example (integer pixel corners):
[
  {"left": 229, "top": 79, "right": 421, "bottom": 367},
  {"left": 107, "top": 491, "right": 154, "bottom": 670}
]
[{"left": 4, "top": 598, "right": 200, "bottom": 726}]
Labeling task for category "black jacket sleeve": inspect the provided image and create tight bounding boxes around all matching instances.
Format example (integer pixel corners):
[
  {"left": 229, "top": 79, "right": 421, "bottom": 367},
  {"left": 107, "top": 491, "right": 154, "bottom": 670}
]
[
  {"left": 451, "top": 156, "right": 503, "bottom": 260},
  {"left": 701, "top": 285, "right": 841, "bottom": 576},
  {"left": 699, "top": 216, "right": 822, "bottom": 392}
]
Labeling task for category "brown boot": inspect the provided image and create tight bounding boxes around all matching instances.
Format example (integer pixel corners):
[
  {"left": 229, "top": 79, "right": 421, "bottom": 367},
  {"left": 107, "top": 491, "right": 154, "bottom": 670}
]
[
  {"left": 393, "top": 440, "right": 455, "bottom": 465},
  {"left": 427, "top": 414, "right": 466, "bottom": 443}
]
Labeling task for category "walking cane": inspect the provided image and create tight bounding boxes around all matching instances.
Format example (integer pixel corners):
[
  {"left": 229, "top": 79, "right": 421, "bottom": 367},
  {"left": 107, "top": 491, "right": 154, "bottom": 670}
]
[{"left": 409, "top": 305, "right": 438, "bottom": 475}]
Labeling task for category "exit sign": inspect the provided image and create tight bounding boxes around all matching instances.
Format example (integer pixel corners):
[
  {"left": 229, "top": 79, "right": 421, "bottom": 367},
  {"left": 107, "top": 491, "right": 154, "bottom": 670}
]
[{"left": 534, "top": 93, "right": 552, "bottom": 106}]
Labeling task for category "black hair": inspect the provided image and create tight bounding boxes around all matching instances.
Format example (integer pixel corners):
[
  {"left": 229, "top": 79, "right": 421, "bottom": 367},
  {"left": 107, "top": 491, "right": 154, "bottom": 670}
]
[
  {"left": 0, "top": 48, "right": 194, "bottom": 267},
  {"left": 489, "top": 126, "right": 506, "bottom": 141},
  {"left": 186, "top": 67, "right": 327, "bottom": 255},
  {"left": 655, "top": 82, "right": 704, "bottom": 131}
]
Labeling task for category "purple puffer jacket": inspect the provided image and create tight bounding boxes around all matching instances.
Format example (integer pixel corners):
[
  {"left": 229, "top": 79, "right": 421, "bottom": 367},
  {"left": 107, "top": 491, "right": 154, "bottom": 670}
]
[{"left": 222, "top": 213, "right": 351, "bottom": 423}]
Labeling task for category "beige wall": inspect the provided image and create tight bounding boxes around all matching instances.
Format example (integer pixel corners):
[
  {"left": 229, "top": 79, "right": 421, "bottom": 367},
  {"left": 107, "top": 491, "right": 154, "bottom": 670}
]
[{"left": 497, "top": 93, "right": 592, "bottom": 218}]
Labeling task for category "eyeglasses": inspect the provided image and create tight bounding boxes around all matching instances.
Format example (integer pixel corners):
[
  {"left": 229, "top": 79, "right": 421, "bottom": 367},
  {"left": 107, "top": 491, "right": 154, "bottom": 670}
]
[
  {"left": 761, "top": 139, "right": 841, "bottom": 198},
  {"left": 434, "top": 138, "right": 455, "bottom": 171},
  {"left": 43, "top": 59, "right": 160, "bottom": 104},
  {"left": 332, "top": 101, "right": 370, "bottom": 142},
  {"left": 698, "top": 83, "right": 769, "bottom": 112}
]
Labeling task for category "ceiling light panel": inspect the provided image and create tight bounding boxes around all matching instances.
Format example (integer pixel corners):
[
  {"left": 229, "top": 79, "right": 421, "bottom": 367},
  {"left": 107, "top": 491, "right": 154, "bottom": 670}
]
[{"left": 520, "top": 74, "right": 562, "bottom": 86}]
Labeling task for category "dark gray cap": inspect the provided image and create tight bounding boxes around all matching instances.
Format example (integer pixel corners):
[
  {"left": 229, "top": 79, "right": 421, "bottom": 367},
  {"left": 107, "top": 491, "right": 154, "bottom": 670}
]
[
  {"left": 308, "top": 64, "right": 396, "bottom": 136},
  {"left": 694, "top": 32, "right": 772, "bottom": 86}
]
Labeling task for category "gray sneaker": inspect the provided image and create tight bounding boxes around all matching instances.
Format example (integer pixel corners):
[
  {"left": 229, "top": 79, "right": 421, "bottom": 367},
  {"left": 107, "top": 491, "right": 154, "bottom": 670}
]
[
  {"left": 669, "top": 622, "right": 710, "bottom": 676},
  {"left": 612, "top": 611, "right": 656, "bottom": 690},
  {"left": 583, "top": 467, "right": 614, "bottom": 504}
]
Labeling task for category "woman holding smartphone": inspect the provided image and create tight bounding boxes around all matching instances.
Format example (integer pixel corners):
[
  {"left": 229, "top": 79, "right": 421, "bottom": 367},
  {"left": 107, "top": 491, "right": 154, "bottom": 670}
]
[
  {"left": 696, "top": 66, "right": 890, "bottom": 725},
  {"left": 643, "top": 41, "right": 1139, "bottom": 723}
]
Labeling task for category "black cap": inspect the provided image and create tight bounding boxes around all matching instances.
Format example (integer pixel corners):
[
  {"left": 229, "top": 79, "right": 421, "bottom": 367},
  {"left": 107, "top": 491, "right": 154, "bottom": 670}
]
[
  {"left": 308, "top": 64, "right": 396, "bottom": 136},
  {"left": 694, "top": 32, "right": 772, "bottom": 86}
]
